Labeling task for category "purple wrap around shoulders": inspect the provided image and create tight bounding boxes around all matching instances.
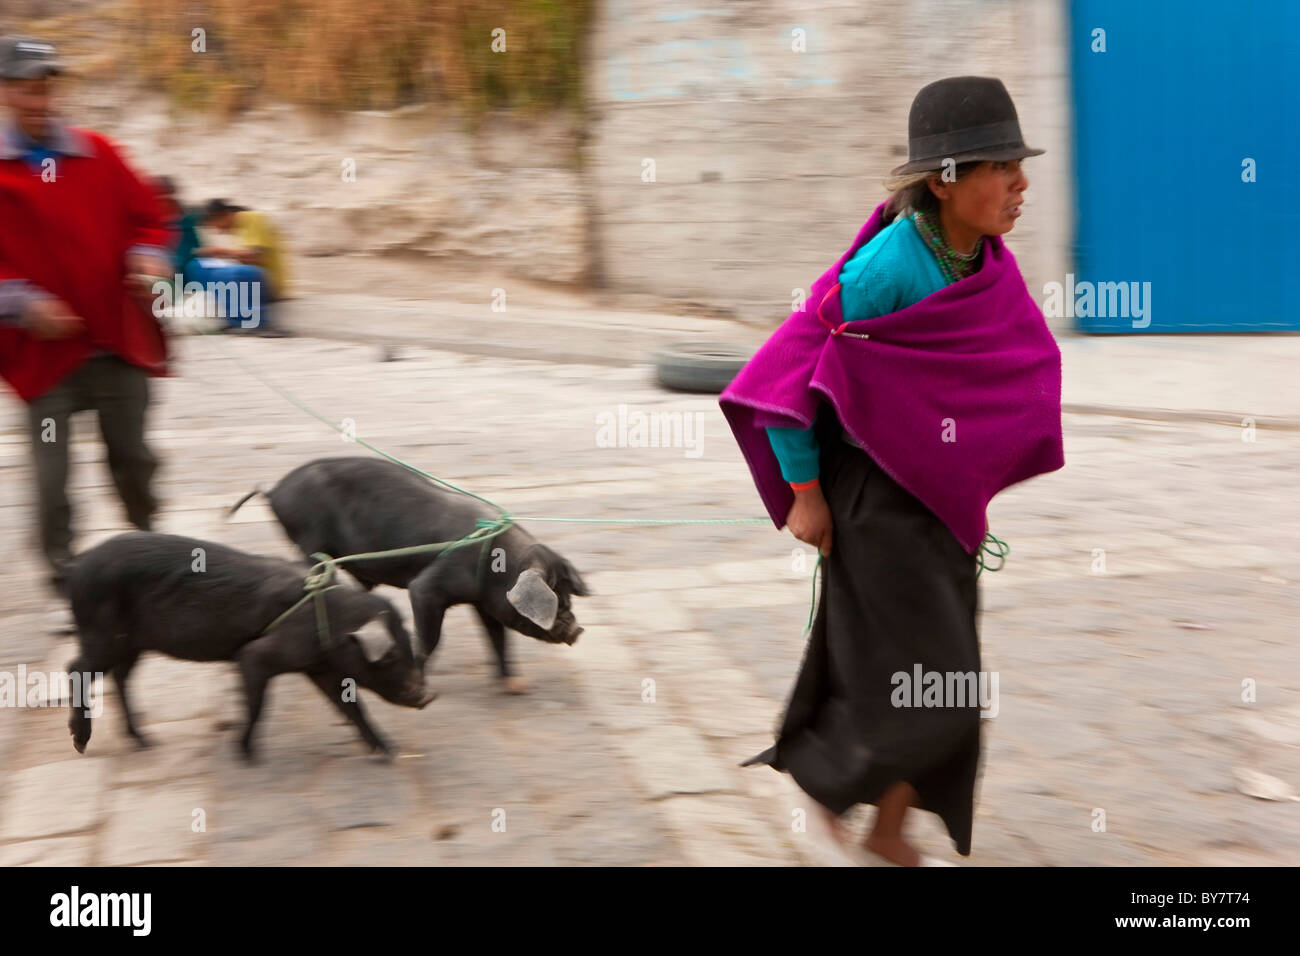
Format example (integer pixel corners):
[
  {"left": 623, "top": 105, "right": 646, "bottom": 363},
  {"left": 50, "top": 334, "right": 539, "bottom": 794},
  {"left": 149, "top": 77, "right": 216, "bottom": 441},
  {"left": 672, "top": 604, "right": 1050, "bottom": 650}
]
[{"left": 719, "top": 200, "right": 1065, "bottom": 555}]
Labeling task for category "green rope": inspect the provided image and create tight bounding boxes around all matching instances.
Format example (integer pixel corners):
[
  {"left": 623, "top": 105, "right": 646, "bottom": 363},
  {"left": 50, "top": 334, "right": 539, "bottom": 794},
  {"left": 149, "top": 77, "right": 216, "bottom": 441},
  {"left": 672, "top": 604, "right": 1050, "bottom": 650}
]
[
  {"left": 807, "top": 552, "right": 823, "bottom": 632},
  {"left": 190, "top": 320, "right": 1008, "bottom": 647},
  {"left": 260, "top": 522, "right": 514, "bottom": 646},
  {"left": 261, "top": 583, "right": 344, "bottom": 643},
  {"left": 511, "top": 515, "right": 768, "bottom": 526},
  {"left": 195, "top": 328, "right": 502, "bottom": 510},
  {"left": 196, "top": 326, "right": 770, "bottom": 530},
  {"left": 977, "top": 532, "right": 1010, "bottom": 575}
]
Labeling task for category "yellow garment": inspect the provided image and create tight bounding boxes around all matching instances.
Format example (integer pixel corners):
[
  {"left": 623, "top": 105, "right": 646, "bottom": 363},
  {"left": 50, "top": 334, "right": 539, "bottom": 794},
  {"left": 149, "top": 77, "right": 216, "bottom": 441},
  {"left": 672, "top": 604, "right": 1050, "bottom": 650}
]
[{"left": 233, "top": 210, "right": 289, "bottom": 297}]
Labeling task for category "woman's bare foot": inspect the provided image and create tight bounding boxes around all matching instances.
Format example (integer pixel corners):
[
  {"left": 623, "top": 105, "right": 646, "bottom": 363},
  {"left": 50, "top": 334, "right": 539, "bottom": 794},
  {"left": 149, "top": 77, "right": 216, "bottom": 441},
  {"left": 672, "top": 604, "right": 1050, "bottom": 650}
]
[
  {"left": 811, "top": 802, "right": 845, "bottom": 845},
  {"left": 804, "top": 801, "right": 866, "bottom": 865},
  {"left": 864, "top": 832, "right": 922, "bottom": 867},
  {"left": 864, "top": 780, "right": 921, "bottom": 865}
]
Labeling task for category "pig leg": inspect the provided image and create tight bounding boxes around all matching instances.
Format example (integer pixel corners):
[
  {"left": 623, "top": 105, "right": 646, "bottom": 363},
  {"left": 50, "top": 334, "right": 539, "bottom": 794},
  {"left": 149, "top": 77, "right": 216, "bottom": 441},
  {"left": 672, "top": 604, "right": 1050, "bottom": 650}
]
[
  {"left": 235, "top": 621, "right": 331, "bottom": 759},
  {"left": 66, "top": 653, "right": 103, "bottom": 754},
  {"left": 112, "top": 651, "right": 153, "bottom": 749},
  {"left": 66, "top": 632, "right": 122, "bottom": 754},
  {"left": 408, "top": 571, "right": 450, "bottom": 667},
  {"left": 305, "top": 671, "right": 392, "bottom": 757},
  {"left": 474, "top": 607, "right": 528, "bottom": 695},
  {"left": 235, "top": 636, "right": 293, "bottom": 760}
]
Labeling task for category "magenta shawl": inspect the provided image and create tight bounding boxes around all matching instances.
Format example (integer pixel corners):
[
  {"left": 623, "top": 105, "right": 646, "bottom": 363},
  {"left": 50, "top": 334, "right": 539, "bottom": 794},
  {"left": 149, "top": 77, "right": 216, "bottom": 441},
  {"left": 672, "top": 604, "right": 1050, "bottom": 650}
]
[{"left": 719, "top": 200, "right": 1064, "bottom": 555}]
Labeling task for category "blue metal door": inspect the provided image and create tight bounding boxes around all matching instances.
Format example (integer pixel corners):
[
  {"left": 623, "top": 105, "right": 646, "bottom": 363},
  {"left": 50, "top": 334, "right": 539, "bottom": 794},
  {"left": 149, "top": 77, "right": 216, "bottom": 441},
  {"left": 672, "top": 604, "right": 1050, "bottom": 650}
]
[{"left": 1069, "top": 0, "right": 1300, "bottom": 331}]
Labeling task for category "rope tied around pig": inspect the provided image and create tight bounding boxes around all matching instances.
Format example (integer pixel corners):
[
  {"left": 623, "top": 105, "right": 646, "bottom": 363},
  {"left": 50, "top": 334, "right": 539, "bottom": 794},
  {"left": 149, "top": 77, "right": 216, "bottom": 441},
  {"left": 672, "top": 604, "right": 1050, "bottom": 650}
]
[
  {"left": 261, "top": 515, "right": 516, "bottom": 644},
  {"left": 199, "top": 328, "right": 1009, "bottom": 644}
]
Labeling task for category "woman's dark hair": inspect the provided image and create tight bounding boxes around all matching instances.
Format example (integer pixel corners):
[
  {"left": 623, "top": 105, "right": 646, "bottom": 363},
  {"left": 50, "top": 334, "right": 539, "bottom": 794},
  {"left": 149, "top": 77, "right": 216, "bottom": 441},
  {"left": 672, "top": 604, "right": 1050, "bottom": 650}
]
[{"left": 881, "top": 160, "right": 984, "bottom": 224}]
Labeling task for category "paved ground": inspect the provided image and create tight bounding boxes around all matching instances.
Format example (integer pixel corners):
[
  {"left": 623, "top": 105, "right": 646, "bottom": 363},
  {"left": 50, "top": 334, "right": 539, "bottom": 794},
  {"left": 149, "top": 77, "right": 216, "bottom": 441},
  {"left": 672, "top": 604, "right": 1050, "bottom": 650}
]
[{"left": 1, "top": 305, "right": 1298, "bottom": 866}]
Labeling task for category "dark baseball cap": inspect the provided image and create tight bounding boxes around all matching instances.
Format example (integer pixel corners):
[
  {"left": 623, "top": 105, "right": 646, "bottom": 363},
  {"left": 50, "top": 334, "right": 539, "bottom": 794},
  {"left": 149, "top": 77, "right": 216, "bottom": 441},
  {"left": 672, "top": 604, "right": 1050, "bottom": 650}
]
[
  {"left": 203, "top": 198, "right": 243, "bottom": 220},
  {"left": 0, "top": 36, "right": 65, "bottom": 80}
]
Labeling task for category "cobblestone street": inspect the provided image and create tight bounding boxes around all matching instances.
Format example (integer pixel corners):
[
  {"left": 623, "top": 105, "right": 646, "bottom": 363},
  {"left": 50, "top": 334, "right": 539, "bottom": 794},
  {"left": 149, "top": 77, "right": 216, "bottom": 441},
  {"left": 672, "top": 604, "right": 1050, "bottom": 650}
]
[{"left": 1, "top": 331, "right": 1298, "bottom": 866}]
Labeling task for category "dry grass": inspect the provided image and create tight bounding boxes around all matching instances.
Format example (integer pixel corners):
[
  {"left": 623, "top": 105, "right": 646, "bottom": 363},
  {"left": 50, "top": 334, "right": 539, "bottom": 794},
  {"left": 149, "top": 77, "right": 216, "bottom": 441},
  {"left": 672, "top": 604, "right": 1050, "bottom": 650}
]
[{"left": 18, "top": 0, "right": 594, "bottom": 118}]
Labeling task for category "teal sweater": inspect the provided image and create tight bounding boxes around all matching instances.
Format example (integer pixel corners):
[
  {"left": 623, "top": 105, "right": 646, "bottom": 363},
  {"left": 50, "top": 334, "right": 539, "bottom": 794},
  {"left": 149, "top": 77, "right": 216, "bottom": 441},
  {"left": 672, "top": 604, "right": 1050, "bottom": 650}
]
[
  {"left": 766, "top": 212, "right": 952, "bottom": 483},
  {"left": 174, "top": 211, "right": 202, "bottom": 276}
]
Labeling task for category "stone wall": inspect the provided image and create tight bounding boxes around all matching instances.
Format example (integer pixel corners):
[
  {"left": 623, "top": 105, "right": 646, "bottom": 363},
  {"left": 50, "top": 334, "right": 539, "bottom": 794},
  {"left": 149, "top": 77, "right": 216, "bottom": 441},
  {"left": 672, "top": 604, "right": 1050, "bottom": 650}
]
[
  {"left": 20, "top": 0, "right": 1075, "bottom": 321},
  {"left": 73, "top": 96, "right": 591, "bottom": 286}
]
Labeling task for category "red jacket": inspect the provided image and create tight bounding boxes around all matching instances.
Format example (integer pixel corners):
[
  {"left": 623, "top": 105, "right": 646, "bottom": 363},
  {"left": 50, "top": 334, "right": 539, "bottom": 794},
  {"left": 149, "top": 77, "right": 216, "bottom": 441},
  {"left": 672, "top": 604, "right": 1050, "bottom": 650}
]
[{"left": 0, "top": 124, "right": 170, "bottom": 402}]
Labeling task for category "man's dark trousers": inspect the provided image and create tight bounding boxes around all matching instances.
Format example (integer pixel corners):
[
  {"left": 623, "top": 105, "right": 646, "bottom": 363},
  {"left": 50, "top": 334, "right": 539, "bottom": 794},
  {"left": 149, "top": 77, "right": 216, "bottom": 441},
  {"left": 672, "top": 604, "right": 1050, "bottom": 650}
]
[{"left": 26, "top": 354, "right": 158, "bottom": 594}]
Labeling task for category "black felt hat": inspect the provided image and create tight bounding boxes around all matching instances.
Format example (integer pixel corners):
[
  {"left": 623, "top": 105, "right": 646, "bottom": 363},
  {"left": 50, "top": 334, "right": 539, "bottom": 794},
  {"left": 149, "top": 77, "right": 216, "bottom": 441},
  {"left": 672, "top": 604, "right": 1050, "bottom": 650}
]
[{"left": 890, "top": 76, "right": 1044, "bottom": 177}]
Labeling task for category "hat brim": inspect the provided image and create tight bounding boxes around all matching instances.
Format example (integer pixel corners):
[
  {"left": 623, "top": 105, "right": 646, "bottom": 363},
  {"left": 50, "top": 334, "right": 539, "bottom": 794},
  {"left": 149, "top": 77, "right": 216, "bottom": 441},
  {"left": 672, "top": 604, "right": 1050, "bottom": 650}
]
[
  {"left": 890, "top": 144, "right": 1045, "bottom": 177},
  {"left": 5, "top": 60, "right": 63, "bottom": 80}
]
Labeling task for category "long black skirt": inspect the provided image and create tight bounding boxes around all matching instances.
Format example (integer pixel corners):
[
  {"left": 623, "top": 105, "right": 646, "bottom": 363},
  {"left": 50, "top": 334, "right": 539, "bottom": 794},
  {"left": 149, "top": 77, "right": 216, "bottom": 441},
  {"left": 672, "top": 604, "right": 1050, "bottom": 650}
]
[{"left": 744, "top": 424, "right": 983, "bottom": 855}]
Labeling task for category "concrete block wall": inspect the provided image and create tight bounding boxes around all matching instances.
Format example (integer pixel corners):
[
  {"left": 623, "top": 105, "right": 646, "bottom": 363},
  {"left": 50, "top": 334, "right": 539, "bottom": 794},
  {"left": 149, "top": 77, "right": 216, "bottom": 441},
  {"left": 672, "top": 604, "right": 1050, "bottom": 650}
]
[{"left": 588, "top": 0, "right": 1075, "bottom": 330}]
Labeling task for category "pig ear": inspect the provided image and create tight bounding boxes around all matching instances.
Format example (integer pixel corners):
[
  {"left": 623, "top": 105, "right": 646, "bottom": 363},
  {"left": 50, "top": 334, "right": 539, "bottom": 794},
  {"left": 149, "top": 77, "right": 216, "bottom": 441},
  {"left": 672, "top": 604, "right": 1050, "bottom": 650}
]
[
  {"left": 506, "top": 567, "right": 558, "bottom": 631},
  {"left": 561, "top": 557, "right": 591, "bottom": 597},
  {"left": 527, "top": 543, "right": 591, "bottom": 597},
  {"left": 352, "top": 617, "right": 397, "bottom": 663}
]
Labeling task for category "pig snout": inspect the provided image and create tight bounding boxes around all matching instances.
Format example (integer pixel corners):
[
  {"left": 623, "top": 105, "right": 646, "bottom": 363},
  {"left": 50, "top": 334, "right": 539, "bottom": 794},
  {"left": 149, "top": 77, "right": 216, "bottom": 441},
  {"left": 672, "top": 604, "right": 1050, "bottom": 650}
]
[
  {"left": 361, "top": 662, "right": 435, "bottom": 709},
  {"left": 553, "top": 612, "right": 583, "bottom": 645},
  {"left": 396, "top": 676, "right": 437, "bottom": 709}
]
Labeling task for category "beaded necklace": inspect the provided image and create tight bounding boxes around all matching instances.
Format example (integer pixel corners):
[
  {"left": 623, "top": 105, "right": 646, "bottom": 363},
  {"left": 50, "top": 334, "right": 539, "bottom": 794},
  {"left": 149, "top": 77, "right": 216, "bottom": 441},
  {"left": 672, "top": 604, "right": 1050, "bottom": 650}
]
[{"left": 913, "top": 208, "right": 985, "bottom": 284}]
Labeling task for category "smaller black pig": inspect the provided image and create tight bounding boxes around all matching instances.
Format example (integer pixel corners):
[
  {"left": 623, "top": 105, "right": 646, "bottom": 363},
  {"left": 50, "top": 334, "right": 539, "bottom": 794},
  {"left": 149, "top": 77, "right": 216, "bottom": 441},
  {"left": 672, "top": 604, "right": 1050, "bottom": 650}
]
[
  {"left": 65, "top": 532, "right": 435, "bottom": 759},
  {"left": 232, "top": 456, "right": 590, "bottom": 694}
]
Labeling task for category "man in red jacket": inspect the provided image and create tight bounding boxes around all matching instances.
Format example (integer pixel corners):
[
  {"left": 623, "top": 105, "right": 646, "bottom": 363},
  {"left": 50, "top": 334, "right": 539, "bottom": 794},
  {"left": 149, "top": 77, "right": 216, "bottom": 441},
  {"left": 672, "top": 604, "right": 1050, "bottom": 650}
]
[{"left": 0, "top": 37, "right": 172, "bottom": 601}]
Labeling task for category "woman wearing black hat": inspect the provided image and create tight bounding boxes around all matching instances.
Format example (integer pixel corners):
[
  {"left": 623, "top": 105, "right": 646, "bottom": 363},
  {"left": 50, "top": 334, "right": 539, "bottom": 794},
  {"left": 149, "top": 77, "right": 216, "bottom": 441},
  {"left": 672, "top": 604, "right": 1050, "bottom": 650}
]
[{"left": 721, "top": 76, "right": 1063, "bottom": 866}]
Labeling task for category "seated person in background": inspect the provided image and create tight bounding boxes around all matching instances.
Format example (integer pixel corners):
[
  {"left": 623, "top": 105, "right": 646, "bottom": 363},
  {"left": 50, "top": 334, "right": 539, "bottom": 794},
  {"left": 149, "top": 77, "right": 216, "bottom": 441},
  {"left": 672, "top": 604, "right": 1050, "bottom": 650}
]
[
  {"left": 153, "top": 176, "right": 198, "bottom": 302},
  {"left": 152, "top": 176, "right": 183, "bottom": 254},
  {"left": 157, "top": 178, "right": 202, "bottom": 278},
  {"left": 189, "top": 198, "right": 290, "bottom": 336}
]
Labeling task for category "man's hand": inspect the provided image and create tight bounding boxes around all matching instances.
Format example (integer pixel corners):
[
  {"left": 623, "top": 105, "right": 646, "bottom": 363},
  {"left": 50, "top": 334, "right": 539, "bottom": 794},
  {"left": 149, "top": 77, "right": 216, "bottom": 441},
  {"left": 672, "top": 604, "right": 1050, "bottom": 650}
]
[
  {"left": 787, "top": 483, "right": 833, "bottom": 556},
  {"left": 125, "top": 251, "right": 173, "bottom": 297},
  {"left": 22, "top": 296, "right": 85, "bottom": 340},
  {"left": 127, "top": 251, "right": 172, "bottom": 279}
]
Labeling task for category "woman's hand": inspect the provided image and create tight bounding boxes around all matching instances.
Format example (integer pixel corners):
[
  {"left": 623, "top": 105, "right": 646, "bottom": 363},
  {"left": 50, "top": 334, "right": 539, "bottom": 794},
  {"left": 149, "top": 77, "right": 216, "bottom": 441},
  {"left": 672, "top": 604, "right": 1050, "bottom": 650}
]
[{"left": 787, "top": 483, "right": 833, "bottom": 555}]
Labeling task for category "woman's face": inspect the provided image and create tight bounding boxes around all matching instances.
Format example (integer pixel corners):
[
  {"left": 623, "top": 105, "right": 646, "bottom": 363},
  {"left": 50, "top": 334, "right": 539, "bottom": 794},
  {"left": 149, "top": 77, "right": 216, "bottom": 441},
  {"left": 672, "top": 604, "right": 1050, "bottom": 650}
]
[{"left": 928, "top": 160, "right": 1029, "bottom": 236}]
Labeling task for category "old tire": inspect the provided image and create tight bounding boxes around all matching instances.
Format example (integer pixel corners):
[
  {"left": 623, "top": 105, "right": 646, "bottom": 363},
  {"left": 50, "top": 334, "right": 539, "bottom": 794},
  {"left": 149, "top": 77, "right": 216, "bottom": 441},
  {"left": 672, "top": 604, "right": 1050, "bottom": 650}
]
[{"left": 652, "top": 342, "right": 752, "bottom": 394}]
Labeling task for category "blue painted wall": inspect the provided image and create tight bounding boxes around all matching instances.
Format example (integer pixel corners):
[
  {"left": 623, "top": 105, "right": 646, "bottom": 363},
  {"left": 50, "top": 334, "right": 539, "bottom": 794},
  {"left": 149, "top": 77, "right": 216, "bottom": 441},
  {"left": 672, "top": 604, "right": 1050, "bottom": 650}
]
[{"left": 1069, "top": 0, "right": 1299, "bottom": 331}]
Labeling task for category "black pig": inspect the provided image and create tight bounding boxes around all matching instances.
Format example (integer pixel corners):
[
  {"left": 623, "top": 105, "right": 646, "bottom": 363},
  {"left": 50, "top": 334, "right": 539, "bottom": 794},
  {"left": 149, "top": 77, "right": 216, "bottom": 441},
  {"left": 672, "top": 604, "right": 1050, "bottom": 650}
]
[
  {"left": 65, "top": 532, "right": 435, "bottom": 758},
  {"left": 231, "top": 457, "right": 590, "bottom": 694}
]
